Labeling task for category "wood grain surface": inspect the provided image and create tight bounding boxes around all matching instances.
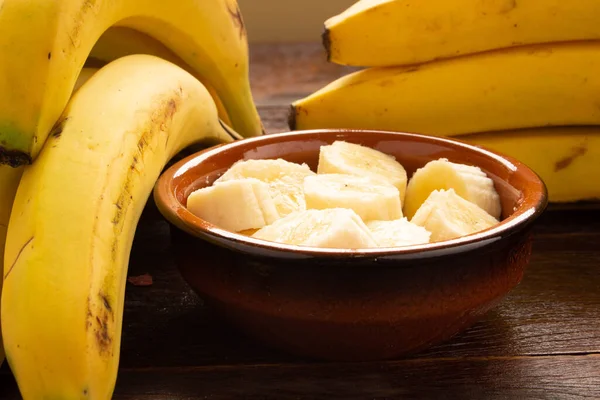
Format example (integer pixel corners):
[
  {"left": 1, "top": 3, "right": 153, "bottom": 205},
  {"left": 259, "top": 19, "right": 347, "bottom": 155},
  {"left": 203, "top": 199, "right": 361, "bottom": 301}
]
[{"left": 1, "top": 44, "right": 599, "bottom": 399}]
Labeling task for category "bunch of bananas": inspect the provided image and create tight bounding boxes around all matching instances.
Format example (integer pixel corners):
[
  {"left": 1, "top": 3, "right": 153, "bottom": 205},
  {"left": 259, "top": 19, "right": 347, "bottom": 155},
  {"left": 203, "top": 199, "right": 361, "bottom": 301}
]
[
  {"left": 0, "top": 0, "right": 263, "bottom": 398},
  {"left": 290, "top": 0, "right": 600, "bottom": 204}
]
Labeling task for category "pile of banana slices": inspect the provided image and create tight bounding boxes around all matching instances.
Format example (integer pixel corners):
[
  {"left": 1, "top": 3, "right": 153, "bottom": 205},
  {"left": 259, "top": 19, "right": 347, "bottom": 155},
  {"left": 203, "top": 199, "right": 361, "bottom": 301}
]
[{"left": 188, "top": 141, "right": 502, "bottom": 249}]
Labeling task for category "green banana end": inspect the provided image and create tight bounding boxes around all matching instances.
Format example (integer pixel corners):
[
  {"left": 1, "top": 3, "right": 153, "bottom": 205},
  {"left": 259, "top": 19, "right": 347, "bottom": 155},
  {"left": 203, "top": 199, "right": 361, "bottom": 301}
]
[
  {"left": 322, "top": 28, "right": 332, "bottom": 62},
  {"left": 287, "top": 104, "right": 298, "bottom": 131},
  {"left": 0, "top": 122, "right": 33, "bottom": 167}
]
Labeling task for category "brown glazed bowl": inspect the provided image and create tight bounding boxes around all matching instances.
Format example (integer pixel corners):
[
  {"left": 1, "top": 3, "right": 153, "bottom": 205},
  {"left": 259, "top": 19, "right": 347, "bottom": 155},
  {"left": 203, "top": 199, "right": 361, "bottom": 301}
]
[{"left": 153, "top": 129, "right": 548, "bottom": 361}]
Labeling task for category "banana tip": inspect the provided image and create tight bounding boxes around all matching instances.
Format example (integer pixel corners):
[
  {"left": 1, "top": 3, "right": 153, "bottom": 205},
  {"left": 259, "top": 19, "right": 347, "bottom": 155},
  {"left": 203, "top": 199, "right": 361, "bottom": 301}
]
[
  {"left": 321, "top": 28, "right": 332, "bottom": 62},
  {"left": 288, "top": 104, "right": 297, "bottom": 131},
  {"left": 0, "top": 147, "right": 32, "bottom": 168}
]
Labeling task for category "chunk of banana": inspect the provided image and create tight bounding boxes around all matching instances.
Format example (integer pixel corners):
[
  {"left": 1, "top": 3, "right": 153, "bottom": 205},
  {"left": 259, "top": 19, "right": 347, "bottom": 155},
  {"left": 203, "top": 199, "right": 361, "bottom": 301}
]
[
  {"left": 188, "top": 142, "right": 503, "bottom": 247},
  {"left": 252, "top": 208, "right": 378, "bottom": 249},
  {"left": 318, "top": 141, "right": 408, "bottom": 202},
  {"left": 411, "top": 189, "right": 499, "bottom": 242},
  {"left": 403, "top": 158, "right": 501, "bottom": 220},
  {"left": 366, "top": 218, "right": 431, "bottom": 247},
  {"left": 187, "top": 178, "right": 280, "bottom": 232},
  {"left": 216, "top": 158, "right": 315, "bottom": 217},
  {"left": 303, "top": 173, "right": 403, "bottom": 222}
]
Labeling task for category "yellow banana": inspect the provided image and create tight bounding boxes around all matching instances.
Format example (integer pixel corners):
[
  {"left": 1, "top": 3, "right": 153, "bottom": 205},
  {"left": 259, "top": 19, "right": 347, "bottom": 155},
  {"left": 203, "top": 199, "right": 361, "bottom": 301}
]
[
  {"left": 0, "top": 164, "right": 24, "bottom": 368},
  {"left": 88, "top": 27, "right": 234, "bottom": 127},
  {"left": 0, "top": 0, "right": 261, "bottom": 166},
  {"left": 324, "top": 0, "right": 600, "bottom": 67},
  {"left": 1, "top": 54, "right": 234, "bottom": 399},
  {"left": 0, "top": 66, "right": 96, "bottom": 371},
  {"left": 460, "top": 126, "right": 600, "bottom": 203},
  {"left": 290, "top": 42, "right": 600, "bottom": 135}
]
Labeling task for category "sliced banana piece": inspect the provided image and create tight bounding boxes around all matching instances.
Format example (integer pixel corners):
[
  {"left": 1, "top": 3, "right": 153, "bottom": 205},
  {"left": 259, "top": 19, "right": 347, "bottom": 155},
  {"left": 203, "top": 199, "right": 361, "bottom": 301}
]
[
  {"left": 367, "top": 218, "right": 431, "bottom": 248},
  {"left": 303, "top": 173, "right": 403, "bottom": 222},
  {"left": 318, "top": 140, "right": 408, "bottom": 202},
  {"left": 187, "top": 178, "right": 280, "bottom": 232},
  {"left": 411, "top": 189, "right": 499, "bottom": 242},
  {"left": 216, "top": 158, "right": 315, "bottom": 217},
  {"left": 403, "top": 158, "right": 501, "bottom": 220},
  {"left": 252, "top": 208, "right": 378, "bottom": 249}
]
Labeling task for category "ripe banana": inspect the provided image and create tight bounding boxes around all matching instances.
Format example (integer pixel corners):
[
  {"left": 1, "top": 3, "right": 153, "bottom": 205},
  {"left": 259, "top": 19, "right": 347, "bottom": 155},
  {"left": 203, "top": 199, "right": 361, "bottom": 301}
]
[
  {"left": 304, "top": 173, "right": 403, "bottom": 222},
  {"left": 0, "top": 65, "right": 96, "bottom": 372},
  {"left": 0, "top": 0, "right": 261, "bottom": 166},
  {"left": 187, "top": 178, "right": 281, "bottom": 232},
  {"left": 461, "top": 126, "right": 600, "bottom": 203},
  {"left": 215, "top": 159, "right": 315, "bottom": 217},
  {"left": 324, "top": 0, "right": 600, "bottom": 67},
  {"left": 411, "top": 189, "right": 499, "bottom": 242},
  {"left": 253, "top": 208, "right": 378, "bottom": 249},
  {"left": 88, "top": 27, "right": 233, "bottom": 127},
  {"left": 403, "top": 158, "right": 501, "bottom": 220},
  {"left": 318, "top": 140, "right": 408, "bottom": 202},
  {"left": 1, "top": 54, "right": 234, "bottom": 399},
  {"left": 0, "top": 165, "right": 24, "bottom": 368},
  {"left": 366, "top": 218, "right": 431, "bottom": 248},
  {"left": 290, "top": 42, "right": 600, "bottom": 136}
]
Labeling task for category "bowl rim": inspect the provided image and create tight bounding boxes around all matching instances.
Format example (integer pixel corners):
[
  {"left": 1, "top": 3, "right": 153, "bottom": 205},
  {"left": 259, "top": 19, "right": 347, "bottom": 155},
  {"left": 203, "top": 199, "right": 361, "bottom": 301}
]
[{"left": 154, "top": 129, "right": 548, "bottom": 258}]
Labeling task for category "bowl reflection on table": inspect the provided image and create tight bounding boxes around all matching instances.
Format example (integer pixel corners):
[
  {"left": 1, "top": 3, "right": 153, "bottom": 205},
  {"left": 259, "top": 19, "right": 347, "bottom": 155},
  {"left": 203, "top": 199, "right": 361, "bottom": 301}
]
[{"left": 153, "top": 129, "right": 548, "bottom": 361}]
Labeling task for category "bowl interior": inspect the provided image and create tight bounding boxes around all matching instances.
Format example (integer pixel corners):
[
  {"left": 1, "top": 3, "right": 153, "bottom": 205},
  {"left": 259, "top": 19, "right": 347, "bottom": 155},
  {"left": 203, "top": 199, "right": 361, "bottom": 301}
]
[{"left": 156, "top": 129, "right": 547, "bottom": 256}]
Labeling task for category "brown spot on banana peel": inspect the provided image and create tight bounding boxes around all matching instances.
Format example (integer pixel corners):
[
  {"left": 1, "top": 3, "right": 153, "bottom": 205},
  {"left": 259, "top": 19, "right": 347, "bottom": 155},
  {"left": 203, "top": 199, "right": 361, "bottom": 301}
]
[
  {"left": 69, "top": 0, "right": 97, "bottom": 51},
  {"left": 227, "top": 3, "right": 246, "bottom": 40},
  {"left": 89, "top": 292, "right": 115, "bottom": 355},
  {"left": 100, "top": 292, "right": 113, "bottom": 314},
  {"left": 86, "top": 297, "right": 93, "bottom": 330},
  {"left": 50, "top": 117, "right": 69, "bottom": 139},
  {"left": 86, "top": 292, "right": 114, "bottom": 355},
  {"left": 111, "top": 94, "right": 180, "bottom": 259},
  {"left": 4, "top": 236, "right": 34, "bottom": 280},
  {"left": 554, "top": 145, "right": 587, "bottom": 172},
  {"left": 156, "top": 99, "right": 178, "bottom": 130},
  {"left": 94, "top": 313, "right": 112, "bottom": 355}
]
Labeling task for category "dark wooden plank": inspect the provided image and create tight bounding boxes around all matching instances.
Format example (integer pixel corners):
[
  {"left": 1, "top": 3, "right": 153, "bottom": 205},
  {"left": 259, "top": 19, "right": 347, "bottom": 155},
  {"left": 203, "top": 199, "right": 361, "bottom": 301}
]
[
  {"left": 249, "top": 43, "right": 358, "bottom": 107},
  {"left": 419, "top": 250, "right": 600, "bottom": 358},
  {"left": 257, "top": 105, "right": 295, "bottom": 134},
  {"left": 1, "top": 355, "right": 599, "bottom": 399}
]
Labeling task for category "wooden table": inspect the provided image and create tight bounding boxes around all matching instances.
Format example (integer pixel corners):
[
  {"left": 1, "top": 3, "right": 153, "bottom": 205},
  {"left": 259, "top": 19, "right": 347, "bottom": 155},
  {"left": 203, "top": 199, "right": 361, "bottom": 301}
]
[{"left": 1, "top": 44, "right": 600, "bottom": 399}]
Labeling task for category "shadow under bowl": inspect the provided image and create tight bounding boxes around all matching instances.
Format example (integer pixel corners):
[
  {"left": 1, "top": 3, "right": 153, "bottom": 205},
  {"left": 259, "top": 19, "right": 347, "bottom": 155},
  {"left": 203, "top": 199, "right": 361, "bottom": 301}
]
[{"left": 154, "top": 129, "right": 548, "bottom": 361}]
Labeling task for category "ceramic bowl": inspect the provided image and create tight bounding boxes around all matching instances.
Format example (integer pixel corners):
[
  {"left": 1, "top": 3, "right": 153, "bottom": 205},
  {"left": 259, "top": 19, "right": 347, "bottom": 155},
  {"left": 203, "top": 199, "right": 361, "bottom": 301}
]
[{"left": 153, "top": 129, "right": 548, "bottom": 361}]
